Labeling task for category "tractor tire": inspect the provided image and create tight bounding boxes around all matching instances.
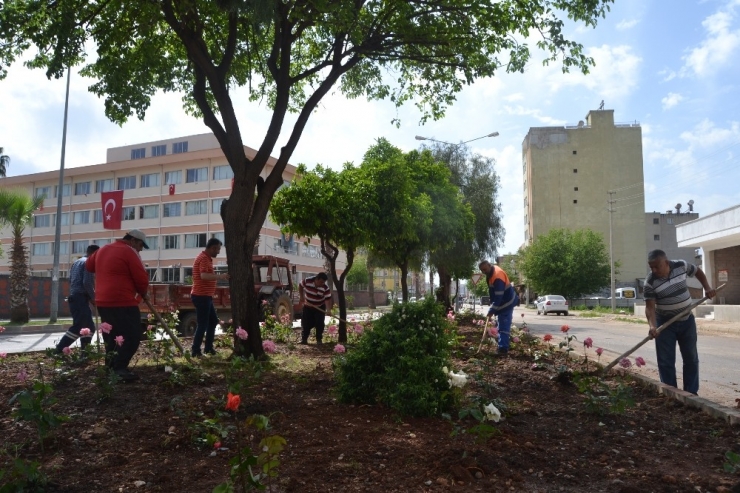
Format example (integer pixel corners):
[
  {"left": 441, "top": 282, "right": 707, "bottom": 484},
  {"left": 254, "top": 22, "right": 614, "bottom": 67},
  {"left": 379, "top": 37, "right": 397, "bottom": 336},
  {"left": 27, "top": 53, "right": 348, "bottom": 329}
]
[
  {"left": 272, "top": 293, "right": 294, "bottom": 323},
  {"left": 179, "top": 312, "right": 198, "bottom": 337}
]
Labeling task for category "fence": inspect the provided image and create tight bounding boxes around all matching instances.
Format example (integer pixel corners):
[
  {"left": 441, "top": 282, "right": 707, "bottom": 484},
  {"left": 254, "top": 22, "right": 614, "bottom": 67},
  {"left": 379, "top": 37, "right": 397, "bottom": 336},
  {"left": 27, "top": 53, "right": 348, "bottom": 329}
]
[
  {"left": 0, "top": 276, "right": 71, "bottom": 320},
  {"left": 570, "top": 298, "right": 638, "bottom": 309}
]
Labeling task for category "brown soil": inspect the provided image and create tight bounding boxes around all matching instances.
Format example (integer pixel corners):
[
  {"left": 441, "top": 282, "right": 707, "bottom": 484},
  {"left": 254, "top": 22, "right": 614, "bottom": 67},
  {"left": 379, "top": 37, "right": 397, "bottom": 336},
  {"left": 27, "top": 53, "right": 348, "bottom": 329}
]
[{"left": 1, "top": 323, "right": 740, "bottom": 493}]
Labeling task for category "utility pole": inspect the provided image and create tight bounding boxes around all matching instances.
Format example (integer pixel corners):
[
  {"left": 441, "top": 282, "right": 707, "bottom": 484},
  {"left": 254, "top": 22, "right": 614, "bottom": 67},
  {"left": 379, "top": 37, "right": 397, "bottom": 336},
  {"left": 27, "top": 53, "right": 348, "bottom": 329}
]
[
  {"left": 50, "top": 66, "right": 71, "bottom": 323},
  {"left": 607, "top": 190, "right": 616, "bottom": 312}
]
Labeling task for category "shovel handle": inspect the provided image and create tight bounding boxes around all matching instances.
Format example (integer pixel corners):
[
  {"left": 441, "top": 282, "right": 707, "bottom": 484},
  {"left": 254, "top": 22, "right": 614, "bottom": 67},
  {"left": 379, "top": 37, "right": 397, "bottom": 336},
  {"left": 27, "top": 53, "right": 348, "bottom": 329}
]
[
  {"left": 475, "top": 317, "right": 491, "bottom": 354},
  {"left": 602, "top": 283, "right": 725, "bottom": 373}
]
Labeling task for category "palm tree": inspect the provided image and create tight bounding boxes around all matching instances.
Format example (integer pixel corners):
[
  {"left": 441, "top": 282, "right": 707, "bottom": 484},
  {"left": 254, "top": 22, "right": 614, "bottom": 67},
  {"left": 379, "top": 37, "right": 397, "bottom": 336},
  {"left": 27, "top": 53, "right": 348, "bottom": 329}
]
[
  {"left": 0, "top": 148, "right": 9, "bottom": 177},
  {"left": 0, "top": 188, "right": 44, "bottom": 322}
]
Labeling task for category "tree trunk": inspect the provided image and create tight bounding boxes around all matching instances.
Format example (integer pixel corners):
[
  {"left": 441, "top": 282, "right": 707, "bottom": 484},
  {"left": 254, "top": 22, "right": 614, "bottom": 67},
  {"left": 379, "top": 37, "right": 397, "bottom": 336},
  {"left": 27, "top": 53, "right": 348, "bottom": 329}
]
[
  {"left": 436, "top": 265, "right": 453, "bottom": 313},
  {"left": 367, "top": 268, "right": 376, "bottom": 309},
  {"left": 10, "top": 239, "right": 29, "bottom": 323},
  {"left": 400, "top": 261, "right": 409, "bottom": 301},
  {"left": 429, "top": 268, "right": 434, "bottom": 296},
  {"left": 322, "top": 240, "right": 352, "bottom": 343}
]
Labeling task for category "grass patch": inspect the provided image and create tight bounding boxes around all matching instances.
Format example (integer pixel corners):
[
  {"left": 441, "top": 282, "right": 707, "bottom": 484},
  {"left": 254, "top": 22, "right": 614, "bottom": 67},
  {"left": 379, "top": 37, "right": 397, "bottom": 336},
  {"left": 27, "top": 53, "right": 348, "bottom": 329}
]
[
  {"left": 0, "top": 319, "right": 73, "bottom": 327},
  {"left": 578, "top": 312, "right": 603, "bottom": 318},
  {"left": 613, "top": 317, "right": 647, "bottom": 324}
]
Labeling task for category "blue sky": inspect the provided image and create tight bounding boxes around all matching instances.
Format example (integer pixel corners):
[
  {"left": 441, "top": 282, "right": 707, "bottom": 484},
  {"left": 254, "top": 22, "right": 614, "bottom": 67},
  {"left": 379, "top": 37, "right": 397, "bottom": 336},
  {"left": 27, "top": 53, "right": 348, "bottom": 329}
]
[{"left": 1, "top": 0, "right": 740, "bottom": 256}]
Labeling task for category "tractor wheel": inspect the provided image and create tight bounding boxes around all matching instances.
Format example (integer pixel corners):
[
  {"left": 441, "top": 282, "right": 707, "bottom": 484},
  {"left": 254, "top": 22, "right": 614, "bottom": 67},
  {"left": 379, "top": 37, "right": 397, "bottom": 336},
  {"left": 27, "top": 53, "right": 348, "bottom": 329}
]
[
  {"left": 272, "top": 293, "right": 294, "bottom": 323},
  {"left": 179, "top": 312, "right": 198, "bottom": 337}
]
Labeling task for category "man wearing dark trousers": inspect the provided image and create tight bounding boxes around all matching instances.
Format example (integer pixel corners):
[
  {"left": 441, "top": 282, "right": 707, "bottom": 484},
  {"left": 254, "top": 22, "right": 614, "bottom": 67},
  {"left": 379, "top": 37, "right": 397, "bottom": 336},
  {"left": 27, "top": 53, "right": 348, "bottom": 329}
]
[
  {"left": 190, "top": 238, "right": 229, "bottom": 357},
  {"left": 86, "top": 229, "right": 150, "bottom": 382},
  {"left": 56, "top": 244, "right": 99, "bottom": 353},
  {"left": 645, "top": 249, "right": 716, "bottom": 395},
  {"left": 299, "top": 272, "right": 333, "bottom": 345},
  {"left": 479, "top": 260, "right": 519, "bottom": 355}
]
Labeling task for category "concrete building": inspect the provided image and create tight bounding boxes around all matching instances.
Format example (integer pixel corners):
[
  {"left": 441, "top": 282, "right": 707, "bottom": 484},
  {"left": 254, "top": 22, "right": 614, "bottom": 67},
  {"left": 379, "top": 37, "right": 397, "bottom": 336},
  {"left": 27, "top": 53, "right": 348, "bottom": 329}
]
[
  {"left": 0, "top": 133, "right": 340, "bottom": 283},
  {"left": 677, "top": 204, "right": 740, "bottom": 307},
  {"left": 522, "top": 108, "right": 647, "bottom": 284},
  {"left": 645, "top": 207, "right": 699, "bottom": 262}
]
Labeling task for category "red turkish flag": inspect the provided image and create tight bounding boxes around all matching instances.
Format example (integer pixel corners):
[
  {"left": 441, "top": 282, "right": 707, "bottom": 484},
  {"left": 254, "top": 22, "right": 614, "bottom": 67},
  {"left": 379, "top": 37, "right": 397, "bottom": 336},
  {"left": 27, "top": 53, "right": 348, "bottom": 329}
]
[
  {"left": 101, "top": 190, "right": 124, "bottom": 230},
  {"left": 169, "top": 184, "right": 176, "bottom": 195}
]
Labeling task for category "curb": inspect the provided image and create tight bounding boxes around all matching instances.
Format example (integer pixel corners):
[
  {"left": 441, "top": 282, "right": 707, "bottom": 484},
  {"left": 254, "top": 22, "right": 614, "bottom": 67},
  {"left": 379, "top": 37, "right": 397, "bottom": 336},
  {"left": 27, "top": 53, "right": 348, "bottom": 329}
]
[{"left": 1, "top": 324, "right": 72, "bottom": 336}]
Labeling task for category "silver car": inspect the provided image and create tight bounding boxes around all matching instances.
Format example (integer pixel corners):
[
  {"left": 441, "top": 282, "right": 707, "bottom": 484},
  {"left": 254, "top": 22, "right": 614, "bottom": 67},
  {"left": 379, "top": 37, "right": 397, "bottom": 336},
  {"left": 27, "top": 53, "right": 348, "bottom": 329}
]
[{"left": 536, "top": 295, "right": 569, "bottom": 316}]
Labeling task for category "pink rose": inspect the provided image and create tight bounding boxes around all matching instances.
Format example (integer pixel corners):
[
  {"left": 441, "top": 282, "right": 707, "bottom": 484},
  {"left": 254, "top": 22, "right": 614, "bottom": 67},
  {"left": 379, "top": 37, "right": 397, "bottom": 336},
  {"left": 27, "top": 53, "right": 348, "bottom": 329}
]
[
  {"left": 62, "top": 347, "right": 72, "bottom": 356},
  {"left": 99, "top": 322, "right": 113, "bottom": 334},
  {"left": 327, "top": 325, "right": 338, "bottom": 335},
  {"left": 596, "top": 347, "right": 604, "bottom": 356},
  {"left": 635, "top": 356, "right": 646, "bottom": 368},
  {"left": 353, "top": 324, "right": 363, "bottom": 335},
  {"left": 619, "top": 358, "right": 632, "bottom": 369},
  {"left": 80, "top": 328, "right": 91, "bottom": 337},
  {"left": 583, "top": 337, "right": 593, "bottom": 348},
  {"left": 263, "top": 340, "right": 277, "bottom": 353},
  {"left": 487, "top": 327, "right": 499, "bottom": 338},
  {"left": 235, "top": 327, "right": 248, "bottom": 340},
  {"left": 0, "top": 326, "right": 5, "bottom": 333},
  {"left": 333, "top": 344, "right": 346, "bottom": 353},
  {"left": 512, "top": 336, "right": 520, "bottom": 343},
  {"left": 114, "top": 335, "right": 124, "bottom": 347},
  {"left": 0, "top": 353, "right": 7, "bottom": 359}
]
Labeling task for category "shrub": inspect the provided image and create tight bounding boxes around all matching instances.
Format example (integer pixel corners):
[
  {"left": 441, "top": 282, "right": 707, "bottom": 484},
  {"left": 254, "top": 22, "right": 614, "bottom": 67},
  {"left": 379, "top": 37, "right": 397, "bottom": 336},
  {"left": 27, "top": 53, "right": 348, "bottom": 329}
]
[{"left": 333, "top": 297, "right": 456, "bottom": 417}]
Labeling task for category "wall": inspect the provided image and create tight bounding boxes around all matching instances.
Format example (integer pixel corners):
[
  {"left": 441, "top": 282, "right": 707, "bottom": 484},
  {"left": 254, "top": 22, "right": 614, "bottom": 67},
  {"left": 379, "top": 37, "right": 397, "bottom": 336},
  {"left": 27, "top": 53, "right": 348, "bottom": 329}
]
[
  {"left": 712, "top": 246, "right": 740, "bottom": 304},
  {"left": 645, "top": 211, "right": 700, "bottom": 262},
  {"left": 343, "top": 290, "right": 390, "bottom": 308},
  {"left": 0, "top": 276, "right": 70, "bottom": 320}
]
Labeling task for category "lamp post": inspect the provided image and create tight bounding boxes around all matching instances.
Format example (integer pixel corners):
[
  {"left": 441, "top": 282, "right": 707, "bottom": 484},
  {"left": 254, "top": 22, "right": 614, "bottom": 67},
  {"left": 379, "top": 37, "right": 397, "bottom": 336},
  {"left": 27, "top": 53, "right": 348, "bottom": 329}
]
[{"left": 415, "top": 131, "right": 499, "bottom": 146}]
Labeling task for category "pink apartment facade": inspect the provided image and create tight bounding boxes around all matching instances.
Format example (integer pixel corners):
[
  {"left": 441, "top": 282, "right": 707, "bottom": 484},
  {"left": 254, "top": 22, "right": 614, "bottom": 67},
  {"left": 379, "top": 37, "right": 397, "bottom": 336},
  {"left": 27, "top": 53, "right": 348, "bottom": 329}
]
[{"left": 0, "top": 133, "right": 342, "bottom": 283}]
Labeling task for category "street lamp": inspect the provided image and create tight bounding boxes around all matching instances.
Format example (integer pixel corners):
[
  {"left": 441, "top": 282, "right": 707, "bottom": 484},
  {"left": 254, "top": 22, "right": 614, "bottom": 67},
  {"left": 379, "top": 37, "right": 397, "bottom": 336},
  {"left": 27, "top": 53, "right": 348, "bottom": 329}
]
[{"left": 415, "top": 131, "right": 499, "bottom": 146}]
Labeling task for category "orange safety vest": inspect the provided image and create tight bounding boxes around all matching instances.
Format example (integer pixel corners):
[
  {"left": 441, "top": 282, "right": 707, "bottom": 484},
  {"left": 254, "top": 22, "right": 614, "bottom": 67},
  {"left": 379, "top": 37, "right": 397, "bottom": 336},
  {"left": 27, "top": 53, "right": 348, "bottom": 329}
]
[{"left": 487, "top": 265, "right": 511, "bottom": 288}]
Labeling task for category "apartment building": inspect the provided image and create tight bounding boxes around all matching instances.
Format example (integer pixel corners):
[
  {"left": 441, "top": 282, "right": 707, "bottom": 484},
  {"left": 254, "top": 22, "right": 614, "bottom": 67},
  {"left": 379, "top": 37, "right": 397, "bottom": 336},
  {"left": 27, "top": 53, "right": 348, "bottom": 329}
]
[
  {"left": 0, "top": 133, "right": 339, "bottom": 283},
  {"left": 646, "top": 206, "right": 700, "bottom": 263},
  {"left": 522, "top": 108, "right": 648, "bottom": 283}
]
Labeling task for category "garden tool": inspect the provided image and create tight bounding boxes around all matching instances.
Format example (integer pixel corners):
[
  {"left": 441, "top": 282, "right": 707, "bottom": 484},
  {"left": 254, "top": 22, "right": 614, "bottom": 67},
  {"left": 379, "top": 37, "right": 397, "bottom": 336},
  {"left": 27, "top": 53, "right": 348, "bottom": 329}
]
[
  {"left": 475, "top": 316, "right": 495, "bottom": 354},
  {"left": 602, "top": 283, "right": 726, "bottom": 373},
  {"left": 144, "top": 297, "right": 190, "bottom": 361},
  {"left": 303, "top": 303, "right": 354, "bottom": 326}
]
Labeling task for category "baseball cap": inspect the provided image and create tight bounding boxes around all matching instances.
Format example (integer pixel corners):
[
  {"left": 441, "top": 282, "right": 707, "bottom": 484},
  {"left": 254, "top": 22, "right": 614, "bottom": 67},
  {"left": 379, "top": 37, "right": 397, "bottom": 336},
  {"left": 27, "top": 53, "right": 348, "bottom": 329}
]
[{"left": 126, "top": 229, "right": 150, "bottom": 249}]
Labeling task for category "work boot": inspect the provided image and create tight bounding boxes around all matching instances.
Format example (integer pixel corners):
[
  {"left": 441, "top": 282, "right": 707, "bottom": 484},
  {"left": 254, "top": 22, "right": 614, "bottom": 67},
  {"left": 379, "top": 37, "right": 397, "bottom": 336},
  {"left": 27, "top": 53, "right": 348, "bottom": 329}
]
[
  {"left": 496, "top": 348, "right": 509, "bottom": 357},
  {"left": 113, "top": 368, "right": 140, "bottom": 382},
  {"left": 299, "top": 340, "right": 308, "bottom": 345}
]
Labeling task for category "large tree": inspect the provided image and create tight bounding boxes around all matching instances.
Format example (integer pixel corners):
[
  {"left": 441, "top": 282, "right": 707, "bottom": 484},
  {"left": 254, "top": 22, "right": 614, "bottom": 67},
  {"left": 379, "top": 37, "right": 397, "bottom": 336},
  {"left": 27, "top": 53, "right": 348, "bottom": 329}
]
[
  {"left": 518, "top": 228, "right": 610, "bottom": 300},
  {"left": 0, "top": 188, "right": 44, "bottom": 322},
  {"left": 270, "top": 164, "right": 373, "bottom": 341},
  {"left": 1, "top": 0, "right": 613, "bottom": 356},
  {"left": 0, "top": 147, "right": 9, "bottom": 177}
]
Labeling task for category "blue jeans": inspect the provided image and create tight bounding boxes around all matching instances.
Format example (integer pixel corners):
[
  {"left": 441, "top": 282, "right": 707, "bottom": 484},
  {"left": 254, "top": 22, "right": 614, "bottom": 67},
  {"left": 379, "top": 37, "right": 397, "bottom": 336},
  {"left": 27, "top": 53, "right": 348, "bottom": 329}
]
[
  {"left": 56, "top": 293, "right": 96, "bottom": 351},
  {"left": 191, "top": 295, "right": 218, "bottom": 355},
  {"left": 493, "top": 293, "right": 519, "bottom": 350},
  {"left": 655, "top": 313, "right": 699, "bottom": 394}
]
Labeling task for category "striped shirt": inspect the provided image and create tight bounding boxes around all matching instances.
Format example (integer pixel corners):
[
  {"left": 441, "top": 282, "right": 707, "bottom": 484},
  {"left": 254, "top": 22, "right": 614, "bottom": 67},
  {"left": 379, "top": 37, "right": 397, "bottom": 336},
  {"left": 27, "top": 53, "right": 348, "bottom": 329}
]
[
  {"left": 643, "top": 260, "right": 697, "bottom": 320},
  {"left": 301, "top": 277, "right": 332, "bottom": 306},
  {"left": 191, "top": 251, "right": 217, "bottom": 296}
]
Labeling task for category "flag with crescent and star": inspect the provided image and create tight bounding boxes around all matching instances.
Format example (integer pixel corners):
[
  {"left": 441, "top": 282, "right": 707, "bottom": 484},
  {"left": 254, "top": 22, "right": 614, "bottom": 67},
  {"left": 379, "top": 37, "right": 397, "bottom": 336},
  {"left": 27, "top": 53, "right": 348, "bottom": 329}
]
[{"left": 101, "top": 190, "right": 124, "bottom": 230}]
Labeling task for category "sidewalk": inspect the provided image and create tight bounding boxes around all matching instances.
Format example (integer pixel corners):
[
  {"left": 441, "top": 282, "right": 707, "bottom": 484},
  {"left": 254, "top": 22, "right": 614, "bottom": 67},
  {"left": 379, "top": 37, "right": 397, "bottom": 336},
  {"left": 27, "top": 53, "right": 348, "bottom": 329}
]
[{"left": 1, "top": 320, "right": 72, "bottom": 335}]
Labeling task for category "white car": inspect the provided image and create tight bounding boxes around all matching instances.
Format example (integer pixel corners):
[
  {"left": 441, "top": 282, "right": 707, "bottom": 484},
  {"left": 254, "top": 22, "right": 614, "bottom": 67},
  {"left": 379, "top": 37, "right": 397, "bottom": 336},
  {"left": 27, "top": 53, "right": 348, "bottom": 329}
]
[{"left": 536, "top": 295, "right": 569, "bottom": 316}]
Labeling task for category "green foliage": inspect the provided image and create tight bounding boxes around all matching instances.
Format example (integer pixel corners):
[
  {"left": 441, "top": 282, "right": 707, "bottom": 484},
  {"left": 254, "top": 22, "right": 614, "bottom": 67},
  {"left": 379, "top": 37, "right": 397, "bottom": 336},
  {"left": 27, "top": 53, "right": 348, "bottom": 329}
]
[
  {"left": 519, "top": 228, "right": 611, "bottom": 300},
  {"left": 573, "top": 373, "right": 635, "bottom": 415},
  {"left": 9, "top": 375, "right": 69, "bottom": 451},
  {"left": 344, "top": 256, "right": 369, "bottom": 287},
  {"left": 0, "top": 457, "right": 48, "bottom": 493},
  {"left": 724, "top": 450, "right": 740, "bottom": 474},
  {"left": 94, "top": 366, "right": 119, "bottom": 402},
  {"left": 333, "top": 297, "right": 456, "bottom": 417}
]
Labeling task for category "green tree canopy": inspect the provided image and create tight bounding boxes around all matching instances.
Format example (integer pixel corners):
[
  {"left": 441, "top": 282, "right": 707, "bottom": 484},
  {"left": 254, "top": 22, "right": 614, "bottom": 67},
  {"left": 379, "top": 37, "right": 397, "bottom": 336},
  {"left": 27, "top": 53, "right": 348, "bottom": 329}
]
[
  {"left": 344, "top": 256, "right": 369, "bottom": 288},
  {"left": 0, "top": 0, "right": 613, "bottom": 356},
  {"left": 518, "top": 228, "right": 610, "bottom": 300}
]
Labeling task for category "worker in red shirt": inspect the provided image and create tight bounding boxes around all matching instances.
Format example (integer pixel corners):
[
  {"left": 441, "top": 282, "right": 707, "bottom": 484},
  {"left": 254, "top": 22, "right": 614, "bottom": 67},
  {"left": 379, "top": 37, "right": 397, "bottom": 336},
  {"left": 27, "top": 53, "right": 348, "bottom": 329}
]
[
  {"left": 190, "top": 238, "right": 229, "bottom": 357},
  {"left": 86, "top": 229, "right": 150, "bottom": 382}
]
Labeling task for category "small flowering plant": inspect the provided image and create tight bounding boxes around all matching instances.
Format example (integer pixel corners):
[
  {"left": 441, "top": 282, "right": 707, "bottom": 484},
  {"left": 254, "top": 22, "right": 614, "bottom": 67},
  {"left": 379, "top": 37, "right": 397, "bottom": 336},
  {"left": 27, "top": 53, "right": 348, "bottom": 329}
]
[
  {"left": 558, "top": 324, "right": 578, "bottom": 353},
  {"left": 260, "top": 302, "right": 294, "bottom": 343}
]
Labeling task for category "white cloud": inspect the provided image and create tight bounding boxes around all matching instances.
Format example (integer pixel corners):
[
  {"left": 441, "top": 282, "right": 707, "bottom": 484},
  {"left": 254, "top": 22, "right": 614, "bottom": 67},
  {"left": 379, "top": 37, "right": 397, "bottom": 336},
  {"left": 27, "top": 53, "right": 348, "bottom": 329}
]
[
  {"left": 547, "top": 45, "right": 642, "bottom": 101},
  {"left": 504, "top": 93, "right": 525, "bottom": 102},
  {"left": 503, "top": 106, "right": 567, "bottom": 126},
  {"left": 679, "top": 118, "right": 740, "bottom": 148},
  {"left": 616, "top": 19, "right": 639, "bottom": 31},
  {"left": 681, "top": 3, "right": 740, "bottom": 77},
  {"left": 661, "top": 92, "right": 684, "bottom": 110}
]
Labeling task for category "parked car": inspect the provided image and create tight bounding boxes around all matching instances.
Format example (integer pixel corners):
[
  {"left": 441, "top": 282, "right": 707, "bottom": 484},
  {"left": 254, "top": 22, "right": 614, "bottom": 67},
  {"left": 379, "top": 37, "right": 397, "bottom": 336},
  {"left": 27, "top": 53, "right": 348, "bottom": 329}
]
[
  {"left": 481, "top": 296, "right": 491, "bottom": 305},
  {"left": 409, "top": 296, "right": 417, "bottom": 303},
  {"left": 536, "top": 295, "right": 569, "bottom": 316}
]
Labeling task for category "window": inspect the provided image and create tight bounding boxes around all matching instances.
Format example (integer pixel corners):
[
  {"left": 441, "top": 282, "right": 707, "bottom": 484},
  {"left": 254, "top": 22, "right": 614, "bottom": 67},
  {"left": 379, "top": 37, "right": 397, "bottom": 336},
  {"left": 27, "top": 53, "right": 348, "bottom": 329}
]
[
  {"left": 92, "top": 239, "right": 111, "bottom": 246},
  {"left": 172, "top": 141, "right": 188, "bottom": 154},
  {"left": 573, "top": 200, "right": 578, "bottom": 204},
  {"left": 140, "top": 173, "right": 160, "bottom": 188},
  {"left": 34, "top": 186, "right": 51, "bottom": 199},
  {"left": 163, "top": 235, "right": 180, "bottom": 249},
  {"left": 212, "top": 198, "right": 225, "bottom": 214},
  {"left": 93, "top": 210, "right": 103, "bottom": 223},
  {"left": 213, "top": 165, "right": 234, "bottom": 180},
  {"left": 131, "top": 148, "right": 146, "bottom": 160},
  {"left": 32, "top": 243, "right": 51, "bottom": 256},
  {"left": 95, "top": 179, "right": 113, "bottom": 193},
  {"left": 139, "top": 205, "right": 159, "bottom": 219},
  {"left": 34, "top": 214, "right": 52, "bottom": 228},
  {"left": 72, "top": 240, "right": 89, "bottom": 254},
  {"left": 122, "top": 206, "right": 136, "bottom": 221},
  {"left": 54, "top": 184, "right": 71, "bottom": 198},
  {"left": 54, "top": 213, "right": 70, "bottom": 226},
  {"left": 667, "top": 218, "right": 674, "bottom": 225},
  {"left": 163, "top": 202, "right": 181, "bottom": 217},
  {"left": 654, "top": 234, "right": 660, "bottom": 241},
  {"left": 74, "top": 182, "right": 91, "bottom": 195},
  {"left": 117, "top": 176, "right": 136, "bottom": 190},
  {"left": 162, "top": 267, "right": 181, "bottom": 283},
  {"left": 574, "top": 187, "right": 579, "bottom": 191},
  {"left": 573, "top": 169, "right": 578, "bottom": 174},
  {"left": 186, "top": 167, "right": 207, "bottom": 183},
  {"left": 164, "top": 170, "right": 181, "bottom": 185},
  {"left": 572, "top": 150, "right": 577, "bottom": 155},
  {"left": 653, "top": 218, "right": 659, "bottom": 225},
  {"left": 211, "top": 232, "right": 225, "bottom": 246},
  {"left": 151, "top": 144, "right": 166, "bottom": 157},
  {"left": 58, "top": 241, "right": 69, "bottom": 255},
  {"left": 145, "top": 236, "right": 159, "bottom": 250},
  {"left": 185, "top": 200, "right": 207, "bottom": 216},
  {"left": 185, "top": 233, "right": 207, "bottom": 249},
  {"left": 73, "top": 211, "right": 90, "bottom": 225},
  {"left": 146, "top": 268, "right": 158, "bottom": 282}
]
